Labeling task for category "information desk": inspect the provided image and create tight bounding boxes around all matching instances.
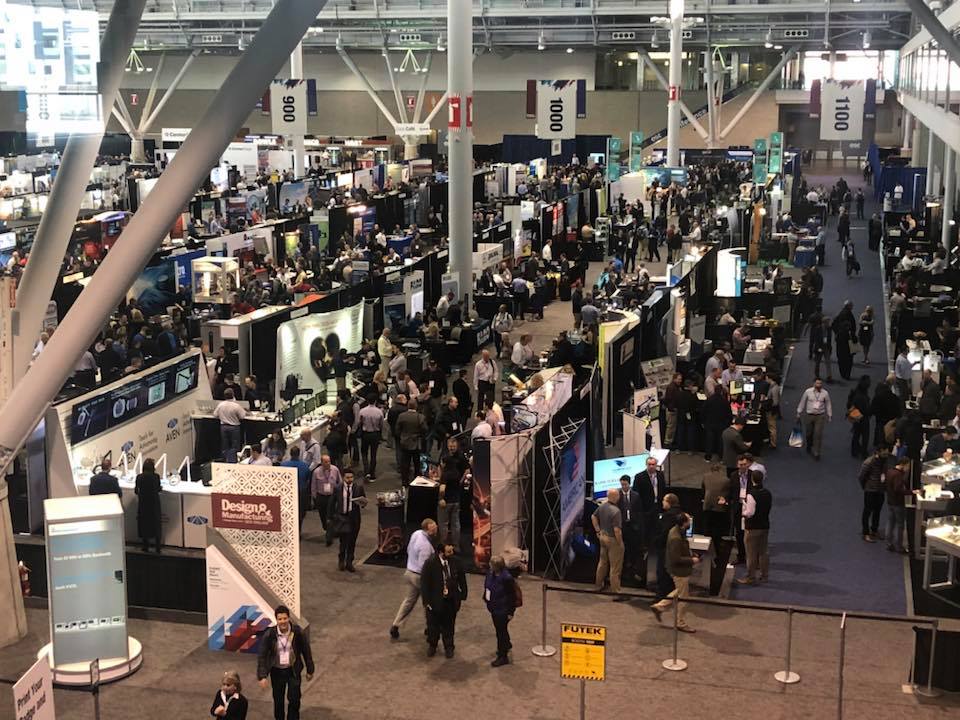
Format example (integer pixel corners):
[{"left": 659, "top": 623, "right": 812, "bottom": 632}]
[{"left": 74, "top": 469, "right": 219, "bottom": 549}]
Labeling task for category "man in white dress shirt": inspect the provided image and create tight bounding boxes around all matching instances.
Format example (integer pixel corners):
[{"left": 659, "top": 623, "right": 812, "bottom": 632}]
[
  {"left": 389, "top": 519, "right": 438, "bottom": 639},
  {"left": 474, "top": 349, "right": 498, "bottom": 410},
  {"left": 796, "top": 378, "right": 832, "bottom": 461}
]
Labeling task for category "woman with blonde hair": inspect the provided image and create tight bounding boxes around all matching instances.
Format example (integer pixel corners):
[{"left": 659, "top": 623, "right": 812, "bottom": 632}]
[{"left": 210, "top": 670, "right": 248, "bottom": 718}]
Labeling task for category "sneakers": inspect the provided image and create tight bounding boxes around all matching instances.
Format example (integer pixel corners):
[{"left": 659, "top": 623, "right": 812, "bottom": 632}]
[
  {"left": 677, "top": 626, "right": 696, "bottom": 634},
  {"left": 863, "top": 534, "right": 876, "bottom": 543},
  {"left": 389, "top": 625, "right": 399, "bottom": 639},
  {"left": 735, "top": 577, "right": 755, "bottom": 586}
]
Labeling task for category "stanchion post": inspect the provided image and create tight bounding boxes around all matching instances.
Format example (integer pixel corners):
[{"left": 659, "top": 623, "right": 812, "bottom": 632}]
[
  {"left": 662, "top": 595, "right": 688, "bottom": 671},
  {"left": 532, "top": 582, "right": 557, "bottom": 657},
  {"left": 579, "top": 678, "right": 586, "bottom": 720},
  {"left": 837, "top": 613, "right": 846, "bottom": 720},
  {"left": 774, "top": 607, "right": 801, "bottom": 684},
  {"left": 914, "top": 618, "right": 942, "bottom": 698}
]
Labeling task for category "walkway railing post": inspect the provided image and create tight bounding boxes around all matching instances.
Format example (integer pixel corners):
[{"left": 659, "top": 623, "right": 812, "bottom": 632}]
[
  {"left": 532, "top": 582, "right": 557, "bottom": 657},
  {"left": 914, "top": 619, "right": 942, "bottom": 698},
  {"left": 774, "top": 607, "right": 801, "bottom": 684},
  {"left": 837, "top": 613, "right": 847, "bottom": 720},
  {"left": 662, "top": 596, "right": 688, "bottom": 671}
]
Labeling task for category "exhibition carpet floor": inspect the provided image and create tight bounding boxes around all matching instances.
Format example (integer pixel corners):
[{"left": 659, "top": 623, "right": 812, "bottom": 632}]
[{"left": 731, "top": 164, "right": 909, "bottom": 615}]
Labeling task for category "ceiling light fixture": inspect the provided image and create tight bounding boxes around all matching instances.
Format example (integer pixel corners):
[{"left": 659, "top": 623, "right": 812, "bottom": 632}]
[
  {"left": 651, "top": 30, "right": 659, "bottom": 48},
  {"left": 537, "top": 32, "right": 545, "bottom": 51},
  {"left": 764, "top": 29, "right": 773, "bottom": 48},
  {"left": 437, "top": 34, "right": 446, "bottom": 52},
  {"left": 566, "top": 47, "right": 574, "bottom": 54},
  {"left": 862, "top": 30, "right": 871, "bottom": 48}
]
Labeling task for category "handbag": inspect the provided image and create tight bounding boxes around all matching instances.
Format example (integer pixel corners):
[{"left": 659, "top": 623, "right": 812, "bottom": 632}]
[
  {"left": 788, "top": 423, "right": 804, "bottom": 448},
  {"left": 847, "top": 407, "right": 864, "bottom": 423},
  {"left": 513, "top": 578, "right": 523, "bottom": 609}
]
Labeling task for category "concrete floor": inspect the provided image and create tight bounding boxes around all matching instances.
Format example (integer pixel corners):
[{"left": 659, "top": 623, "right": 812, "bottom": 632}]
[{"left": 2, "top": 220, "right": 959, "bottom": 718}]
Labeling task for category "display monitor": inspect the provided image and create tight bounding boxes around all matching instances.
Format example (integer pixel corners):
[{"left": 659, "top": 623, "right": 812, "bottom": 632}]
[
  {"left": 0, "top": 231, "right": 16, "bottom": 251},
  {"left": 304, "top": 396, "right": 317, "bottom": 414},
  {"left": 592, "top": 453, "right": 650, "bottom": 499},
  {"left": 743, "top": 382, "right": 755, "bottom": 394}
]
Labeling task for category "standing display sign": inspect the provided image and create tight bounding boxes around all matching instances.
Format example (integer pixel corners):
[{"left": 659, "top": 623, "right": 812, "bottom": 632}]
[
  {"left": 606, "top": 137, "right": 622, "bottom": 182},
  {"left": 561, "top": 623, "right": 606, "bottom": 680},
  {"left": 819, "top": 79, "right": 866, "bottom": 141},
  {"left": 13, "top": 654, "right": 55, "bottom": 720},
  {"left": 752, "top": 138, "right": 768, "bottom": 186},
  {"left": 206, "top": 463, "right": 300, "bottom": 653},
  {"left": 269, "top": 80, "right": 308, "bottom": 137},
  {"left": 44, "top": 495, "right": 129, "bottom": 667},
  {"left": 536, "top": 80, "right": 577, "bottom": 140},
  {"left": 629, "top": 131, "right": 645, "bottom": 173},
  {"left": 768, "top": 131, "right": 784, "bottom": 175}
]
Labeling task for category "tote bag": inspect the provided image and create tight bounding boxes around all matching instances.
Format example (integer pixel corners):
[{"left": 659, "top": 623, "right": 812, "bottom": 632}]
[{"left": 788, "top": 423, "right": 804, "bottom": 448}]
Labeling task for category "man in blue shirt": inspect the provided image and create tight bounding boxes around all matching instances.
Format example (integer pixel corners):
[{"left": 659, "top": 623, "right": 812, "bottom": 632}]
[
  {"left": 281, "top": 446, "right": 312, "bottom": 534},
  {"left": 390, "top": 518, "right": 438, "bottom": 640}
]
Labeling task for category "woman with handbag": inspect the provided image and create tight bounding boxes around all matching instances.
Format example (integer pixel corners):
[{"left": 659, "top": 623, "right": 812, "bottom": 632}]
[
  {"left": 847, "top": 375, "right": 872, "bottom": 459},
  {"left": 858, "top": 306, "right": 875, "bottom": 366},
  {"left": 483, "top": 555, "right": 518, "bottom": 667}
]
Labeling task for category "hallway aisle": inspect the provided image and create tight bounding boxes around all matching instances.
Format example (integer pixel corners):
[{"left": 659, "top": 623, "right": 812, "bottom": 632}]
[{"left": 733, "top": 166, "right": 908, "bottom": 614}]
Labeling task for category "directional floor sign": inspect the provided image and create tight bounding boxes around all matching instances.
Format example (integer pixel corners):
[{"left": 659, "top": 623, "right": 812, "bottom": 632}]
[{"left": 561, "top": 623, "right": 606, "bottom": 681}]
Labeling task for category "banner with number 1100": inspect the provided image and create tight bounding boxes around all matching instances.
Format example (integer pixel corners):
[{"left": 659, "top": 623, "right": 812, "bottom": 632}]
[{"left": 819, "top": 79, "right": 865, "bottom": 142}]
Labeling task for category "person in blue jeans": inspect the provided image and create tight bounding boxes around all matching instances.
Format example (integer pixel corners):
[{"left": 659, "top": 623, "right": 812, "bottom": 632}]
[{"left": 483, "top": 555, "right": 517, "bottom": 667}]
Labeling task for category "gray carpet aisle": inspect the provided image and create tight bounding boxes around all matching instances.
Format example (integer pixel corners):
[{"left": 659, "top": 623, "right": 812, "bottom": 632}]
[{"left": 733, "top": 165, "right": 908, "bottom": 614}]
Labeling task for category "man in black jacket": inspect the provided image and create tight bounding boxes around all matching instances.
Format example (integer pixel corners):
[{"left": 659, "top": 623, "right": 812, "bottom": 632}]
[
  {"left": 633, "top": 456, "right": 667, "bottom": 586},
  {"left": 88, "top": 458, "right": 121, "bottom": 498},
  {"left": 326, "top": 470, "right": 366, "bottom": 571},
  {"left": 452, "top": 368, "right": 472, "bottom": 425},
  {"left": 421, "top": 542, "right": 469, "bottom": 658},
  {"left": 834, "top": 300, "right": 856, "bottom": 381},
  {"left": 257, "top": 604, "right": 314, "bottom": 720}
]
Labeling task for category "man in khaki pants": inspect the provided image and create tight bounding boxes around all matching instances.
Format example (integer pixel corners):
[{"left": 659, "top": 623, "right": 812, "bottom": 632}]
[
  {"left": 650, "top": 512, "right": 698, "bottom": 632},
  {"left": 592, "top": 489, "right": 626, "bottom": 598}
]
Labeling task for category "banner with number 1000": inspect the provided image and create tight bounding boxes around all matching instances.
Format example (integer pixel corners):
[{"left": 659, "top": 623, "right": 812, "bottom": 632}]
[{"left": 819, "top": 80, "right": 865, "bottom": 142}]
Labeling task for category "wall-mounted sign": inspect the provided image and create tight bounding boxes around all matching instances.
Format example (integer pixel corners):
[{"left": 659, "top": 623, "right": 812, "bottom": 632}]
[{"left": 212, "top": 493, "right": 282, "bottom": 532}]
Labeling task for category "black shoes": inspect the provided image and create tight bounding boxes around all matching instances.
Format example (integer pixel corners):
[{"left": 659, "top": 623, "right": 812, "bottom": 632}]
[
  {"left": 491, "top": 656, "right": 510, "bottom": 667},
  {"left": 444, "top": 647, "right": 455, "bottom": 659},
  {"left": 427, "top": 645, "right": 437, "bottom": 657},
  {"left": 389, "top": 625, "right": 399, "bottom": 639},
  {"left": 346, "top": 563, "right": 356, "bottom": 573},
  {"left": 338, "top": 560, "right": 345, "bottom": 571}
]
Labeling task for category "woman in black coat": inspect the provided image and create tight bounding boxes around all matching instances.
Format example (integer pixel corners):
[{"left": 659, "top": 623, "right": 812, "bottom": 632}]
[
  {"left": 847, "top": 375, "right": 872, "bottom": 459},
  {"left": 135, "top": 458, "right": 162, "bottom": 553},
  {"left": 210, "top": 671, "right": 248, "bottom": 719}
]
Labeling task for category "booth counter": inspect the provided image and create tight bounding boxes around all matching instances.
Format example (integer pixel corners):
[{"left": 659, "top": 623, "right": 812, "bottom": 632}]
[
  {"left": 922, "top": 516, "right": 960, "bottom": 599},
  {"left": 74, "top": 468, "right": 217, "bottom": 549}
]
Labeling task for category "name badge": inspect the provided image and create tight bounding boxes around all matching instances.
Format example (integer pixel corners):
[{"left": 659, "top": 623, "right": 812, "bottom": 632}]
[
  {"left": 279, "top": 649, "right": 290, "bottom": 666},
  {"left": 484, "top": 588, "right": 491, "bottom": 601},
  {"left": 323, "top": 483, "right": 332, "bottom": 494}
]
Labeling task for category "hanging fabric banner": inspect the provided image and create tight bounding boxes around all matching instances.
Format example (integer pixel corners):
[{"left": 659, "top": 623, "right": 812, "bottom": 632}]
[
  {"left": 819, "top": 79, "right": 865, "bottom": 141},
  {"left": 536, "top": 80, "right": 577, "bottom": 139},
  {"left": 270, "top": 79, "right": 308, "bottom": 136}
]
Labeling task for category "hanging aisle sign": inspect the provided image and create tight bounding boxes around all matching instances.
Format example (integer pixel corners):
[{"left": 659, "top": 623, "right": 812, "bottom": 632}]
[
  {"left": 629, "top": 131, "right": 645, "bottom": 173},
  {"left": 606, "top": 137, "right": 622, "bottom": 182},
  {"left": 536, "top": 80, "right": 577, "bottom": 140},
  {"left": 768, "top": 131, "right": 783, "bottom": 174},
  {"left": 819, "top": 79, "right": 865, "bottom": 142},
  {"left": 752, "top": 138, "right": 768, "bottom": 185},
  {"left": 270, "top": 79, "right": 308, "bottom": 136}
]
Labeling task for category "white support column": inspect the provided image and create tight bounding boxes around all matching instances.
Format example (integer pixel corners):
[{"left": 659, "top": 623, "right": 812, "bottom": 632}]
[
  {"left": 902, "top": 109, "right": 913, "bottom": 155},
  {"left": 140, "top": 49, "right": 201, "bottom": 133},
  {"left": 337, "top": 44, "right": 399, "bottom": 128},
  {"left": 383, "top": 49, "right": 408, "bottom": 123},
  {"left": 2, "top": 0, "right": 148, "bottom": 652},
  {"left": 666, "top": 0, "right": 684, "bottom": 166},
  {"left": 636, "top": 51, "right": 645, "bottom": 90},
  {"left": 0, "top": 0, "right": 329, "bottom": 480},
  {"left": 927, "top": 128, "right": 937, "bottom": 196},
  {"left": 447, "top": 0, "right": 473, "bottom": 311},
  {"left": 705, "top": 48, "right": 717, "bottom": 147},
  {"left": 636, "top": 47, "right": 708, "bottom": 140},
  {"left": 942, "top": 146, "right": 955, "bottom": 251},
  {"left": 290, "top": 42, "right": 306, "bottom": 178}
]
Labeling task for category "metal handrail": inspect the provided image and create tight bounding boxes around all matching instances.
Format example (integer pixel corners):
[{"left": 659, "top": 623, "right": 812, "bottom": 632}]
[{"left": 532, "top": 581, "right": 942, "bottom": 705}]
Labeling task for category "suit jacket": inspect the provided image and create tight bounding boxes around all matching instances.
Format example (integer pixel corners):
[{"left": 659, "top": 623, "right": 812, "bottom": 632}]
[
  {"left": 327, "top": 481, "right": 365, "bottom": 532},
  {"left": 632, "top": 470, "right": 666, "bottom": 514},
  {"left": 721, "top": 426, "right": 749, "bottom": 468},
  {"left": 617, "top": 489, "right": 643, "bottom": 532},
  {"left": 702, "top": 469, "right": 732, "bottom": 512},
  {"left": 395, "top": 409, "right": 428, "bottom": 450},
  {"left": 421, "top": 553, "right": 469, "bottom": 613}
]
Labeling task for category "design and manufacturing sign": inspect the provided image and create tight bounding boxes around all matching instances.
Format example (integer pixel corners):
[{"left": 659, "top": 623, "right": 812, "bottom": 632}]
[{"left": 561, "top": 623, "right": 606, "bottom": 681}]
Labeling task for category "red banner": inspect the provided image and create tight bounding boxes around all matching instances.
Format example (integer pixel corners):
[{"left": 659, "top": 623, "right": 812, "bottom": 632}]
[
  {"left": 212, "top": 493, "right": 282, "bottom": 532},
  {"left": 448, "top": 95, "right": 461, "bottom": 129}
]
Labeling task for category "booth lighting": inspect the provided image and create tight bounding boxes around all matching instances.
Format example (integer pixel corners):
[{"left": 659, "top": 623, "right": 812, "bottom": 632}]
[
  {"left": 617, "top": 60, "right": 624, "bottom": 66},
  {"left": 774, "top": 44, "right": 783, "bottom": 50},
  {"left": 347, "top": 204, "right": 368, "bottom": 214},
  {"left": 759, "top": 207, "right": 767, "bottom": 216},
  {"left": 764, "top": 29, "right": 774, "bottom": 48}
]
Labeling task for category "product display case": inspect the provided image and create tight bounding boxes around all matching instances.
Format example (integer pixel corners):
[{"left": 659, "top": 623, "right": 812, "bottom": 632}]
[
  {"left": 923, "top": 516, "right": 960, "bottom": 606},
  {"left": 921, "top": 457, "right": 960, "bottom": 486},
  {"left": 191, "top": 256, "right": 240, "bottom": 304},
  {"left": 913, "top": 482, "right": 956, "bottom": 559}
]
